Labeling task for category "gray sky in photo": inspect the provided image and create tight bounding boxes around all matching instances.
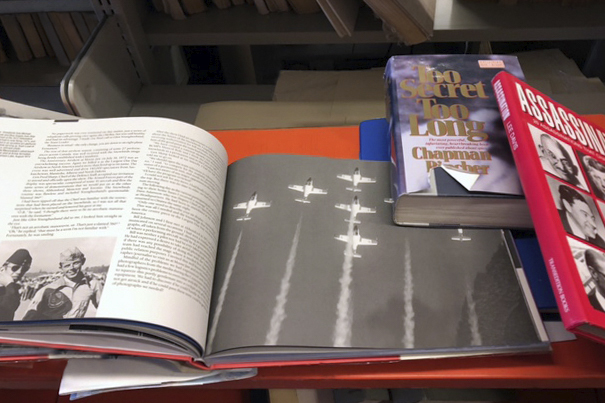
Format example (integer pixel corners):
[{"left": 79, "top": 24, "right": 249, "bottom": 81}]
[{"left": 208, "top": 155, "right": 542, "bottom": 356}]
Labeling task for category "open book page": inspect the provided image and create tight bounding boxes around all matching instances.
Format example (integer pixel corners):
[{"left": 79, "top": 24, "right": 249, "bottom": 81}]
[
  {"left": 205, "top": 154, "right": 546, "bottom": 364},
  {"left": 0, "top": 117, "right": 227, "bottom": 352}
]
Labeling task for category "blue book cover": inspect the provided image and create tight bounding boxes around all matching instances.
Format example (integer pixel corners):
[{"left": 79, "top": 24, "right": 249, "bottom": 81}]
[
  {"left": 513, "top": 235, "right": 558, "bottom": 314},
  {"left": 359, "top": 118, "right": 390, "bottom": 162}
]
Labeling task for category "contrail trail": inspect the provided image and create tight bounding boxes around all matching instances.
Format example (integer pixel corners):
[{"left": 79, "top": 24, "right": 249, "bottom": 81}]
[
  {"left": 206, "top": 229, "right": 243, "bottom": 353},
  {"left": 402, "top": 238, "right": 414, "bottom": 348},
  {"left": 265, "top": 216, "right": 302, "bottom": 345},
  {"left": 466, "top": 284, "right": 482, "bottom": 346},
  {"left": 333, "top": 215, "right": 355, "bottom": 347}
]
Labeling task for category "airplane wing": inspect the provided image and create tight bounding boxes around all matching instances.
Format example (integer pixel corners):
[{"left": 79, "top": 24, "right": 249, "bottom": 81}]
[
  {"left": 337, "top": 174, "right": 353, "bottom": 182},
  {"left": 309, "top": 187, "right": 327, "bottom": 195},
  {"left": 358, "top": 238, "right": 378, "bottom": 246},
  {"left": 452, "top": 229, "right": 471, "bottom": 241},
  {"left": 288, "top": 185, "right": 304, "bottom": 192},
  {"left": 335, "top": 203, "right": 352, "bottom": 212},
  {"left": 452, "top": 235, "right": 471, "bottom": 241},
  {"left": 334, "top": 234, "right": 349, "bottom": 243},
  {"left": 358, "top": 206, "right": 376, "bottom": 213},
  {"left": 359, "top": 177, "right": 377, "bottom": 184},
  {"left": 252, "top": 202, "right": 271, "bottom": 209},
  {"left": 233, "top": 202, "right": 248, "bottom": 209}
]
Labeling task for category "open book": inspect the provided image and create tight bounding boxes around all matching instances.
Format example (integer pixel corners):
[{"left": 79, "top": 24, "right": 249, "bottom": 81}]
[{"left": 0, "top": 117, "right": 549, "bottom": 368}]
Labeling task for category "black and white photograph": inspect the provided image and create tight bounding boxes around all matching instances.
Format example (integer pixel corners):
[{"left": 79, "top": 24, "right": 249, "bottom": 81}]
[
  {"left": 579, "top": 150, "right": 605, "bottom": 200},
  {"left": 0, "top": 237, "right": 115, "bottom": 322},
  {"left": 206, "top": 154, "right": 545, "bottom": 360},
  {"left": 568, "top": 237, "right": 605, "bottom": 314},
  {"left": 547, "top": 176, "right": 605, "bottom": 250},
  {"left": 530, "top": 124, "right": 588, "bottom": 190}
]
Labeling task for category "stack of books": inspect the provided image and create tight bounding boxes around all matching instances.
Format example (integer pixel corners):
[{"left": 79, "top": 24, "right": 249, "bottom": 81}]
[
  {"left": 2, "top": 52, "right": 605, "bottom": 398},
  {"left": 384, "top": 52, "right": 605, "bottom": 352},
  {"left": 150, "top": 0, "right": 435, "bottom": 45},
  {"left": 0, "top": 12, "right": 97, "bottom": 66},
  {"left": 0, "top": 87, "right": 552, "bottom": 397}
]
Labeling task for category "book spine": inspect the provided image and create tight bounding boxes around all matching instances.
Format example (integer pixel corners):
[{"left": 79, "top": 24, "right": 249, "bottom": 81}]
[
  {"left": 48, "top": 12, "right": 77, "bottom": 63},
  {"left": 37, "top": 12, "right": 70, "bottom": 67},
  {"left": 15, "top": 13, "right": 46, "bottom": 59},
  {"left": 31, "top": 13, "right": 55, "bottom": 58},
  {"left": 56, "top": 13, "right": 84, "bottom": 54},
  {"left": 384, "top": 58, "right": 406, "bottom": 199},
  {"left": 0, "top": 14, "right": 33, "bottom": 62},
  {"left": 70, "top": 12, "right": 91, "bottom": 44},
  {"left": 492, "top": 72, "right": 586, "bottom": 330}
]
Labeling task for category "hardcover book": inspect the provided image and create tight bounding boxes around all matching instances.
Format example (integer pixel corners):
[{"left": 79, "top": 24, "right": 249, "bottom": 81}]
[
  {"left": 0, "top": 117, "right": 548, "bottom": 368},
  {"left": 493, "top": 71, "right": 605, "bottom": 344},
  {"left": 385, "top": 54, "right": 532, "bottom": 228}
]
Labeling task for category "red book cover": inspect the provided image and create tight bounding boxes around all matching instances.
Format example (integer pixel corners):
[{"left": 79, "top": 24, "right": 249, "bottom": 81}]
[{"left": 493, "top": 71, "right": 605, "bottom": 343}]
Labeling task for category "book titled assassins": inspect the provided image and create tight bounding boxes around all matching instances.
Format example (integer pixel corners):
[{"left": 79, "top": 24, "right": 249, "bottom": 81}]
[{"left": 493, "top": 70, "right": 605, "bottom": 346}]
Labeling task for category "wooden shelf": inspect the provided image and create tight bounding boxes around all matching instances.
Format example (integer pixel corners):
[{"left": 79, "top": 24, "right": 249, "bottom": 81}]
[
  {"left": 143, "top": 5, "right": 386, "bottom": 46},
  {"left": 432, "top": 0, "right": 605, "bottom": 42},
  {"left": 0, "top": 0, "right": 94, "bottom": 14},
  {"left": 142, "top": 0, "right": 605, "bottom": 46}
]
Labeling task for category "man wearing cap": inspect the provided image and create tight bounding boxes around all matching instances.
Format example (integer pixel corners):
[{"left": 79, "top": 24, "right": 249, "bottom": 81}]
[
  {"left": 24, "top": 247, "right": 102, "bottom": 320},
  {"left": 0, "top": 249, "right": 32, "bottom": 321}
]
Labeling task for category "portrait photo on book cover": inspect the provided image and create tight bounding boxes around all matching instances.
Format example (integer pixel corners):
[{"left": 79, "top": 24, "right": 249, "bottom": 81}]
[
  {"left": 578, "top": 150, "right": 605, "bottom": 200},
  {"left": 530, "top": 124, "right": 588, "bottom": 191},
  {"left": 0, "top": 237, "right": 115, "bottom": 322},
  {"left": 547, "top": 176, "right": 605, "bottom": 250},
  {"left": 568, "top": 237, "right": 605, "bottom": 314}
]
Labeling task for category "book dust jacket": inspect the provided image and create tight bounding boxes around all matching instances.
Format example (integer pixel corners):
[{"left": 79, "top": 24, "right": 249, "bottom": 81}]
[{"left": 385, "top": 55, "right": 526, "bottom": 199}]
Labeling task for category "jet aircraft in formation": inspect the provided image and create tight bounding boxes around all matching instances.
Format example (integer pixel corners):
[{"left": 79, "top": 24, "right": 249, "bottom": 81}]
[
  {"left": 334, "top": 196, "right": 376, "bottom": 223},
  {"left": 288, "top": 178, "right": 327, "bottom": 203},
  {"left": 337, "top": 168, "right": 376, "bottom": 192},
  {"left": 334, "top": 225, "right": 377, "bottom": 258},
  {"left": 233, "top": 192, "right": 271, "bottom": 221}
]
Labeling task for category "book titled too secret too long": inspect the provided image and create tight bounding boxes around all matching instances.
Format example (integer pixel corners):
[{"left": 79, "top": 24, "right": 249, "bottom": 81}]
[{"left": 385, "top": 55, "right": 531, "bottom": 228}]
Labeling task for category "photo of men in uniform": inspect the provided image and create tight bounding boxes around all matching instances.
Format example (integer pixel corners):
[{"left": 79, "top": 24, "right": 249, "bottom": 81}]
[
  {"left": 584, "top": 247, "right": 605, "bottom": 313},
  {"left": 0, "top": 249, "right": 32, "bottom": 321},
  {"left": 0, "top": 237, "right": 113, "bottom": 321},
  {"left": 24, "top": 247, "right": 103, "bottom": 320},
  {"left": 580, "top": 152, "right": 605, "bottom": 200},
  {"left": 551, "top": 179, "right": 605, "bottom": 249},
  {"left": 531, "top": 128, "right": 587, "bottom": 190}
]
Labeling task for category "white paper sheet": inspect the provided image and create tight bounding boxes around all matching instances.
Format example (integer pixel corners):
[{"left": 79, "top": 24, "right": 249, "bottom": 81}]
[{"left": 59, "top": 356, "right": 257, "bottom": 399}]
